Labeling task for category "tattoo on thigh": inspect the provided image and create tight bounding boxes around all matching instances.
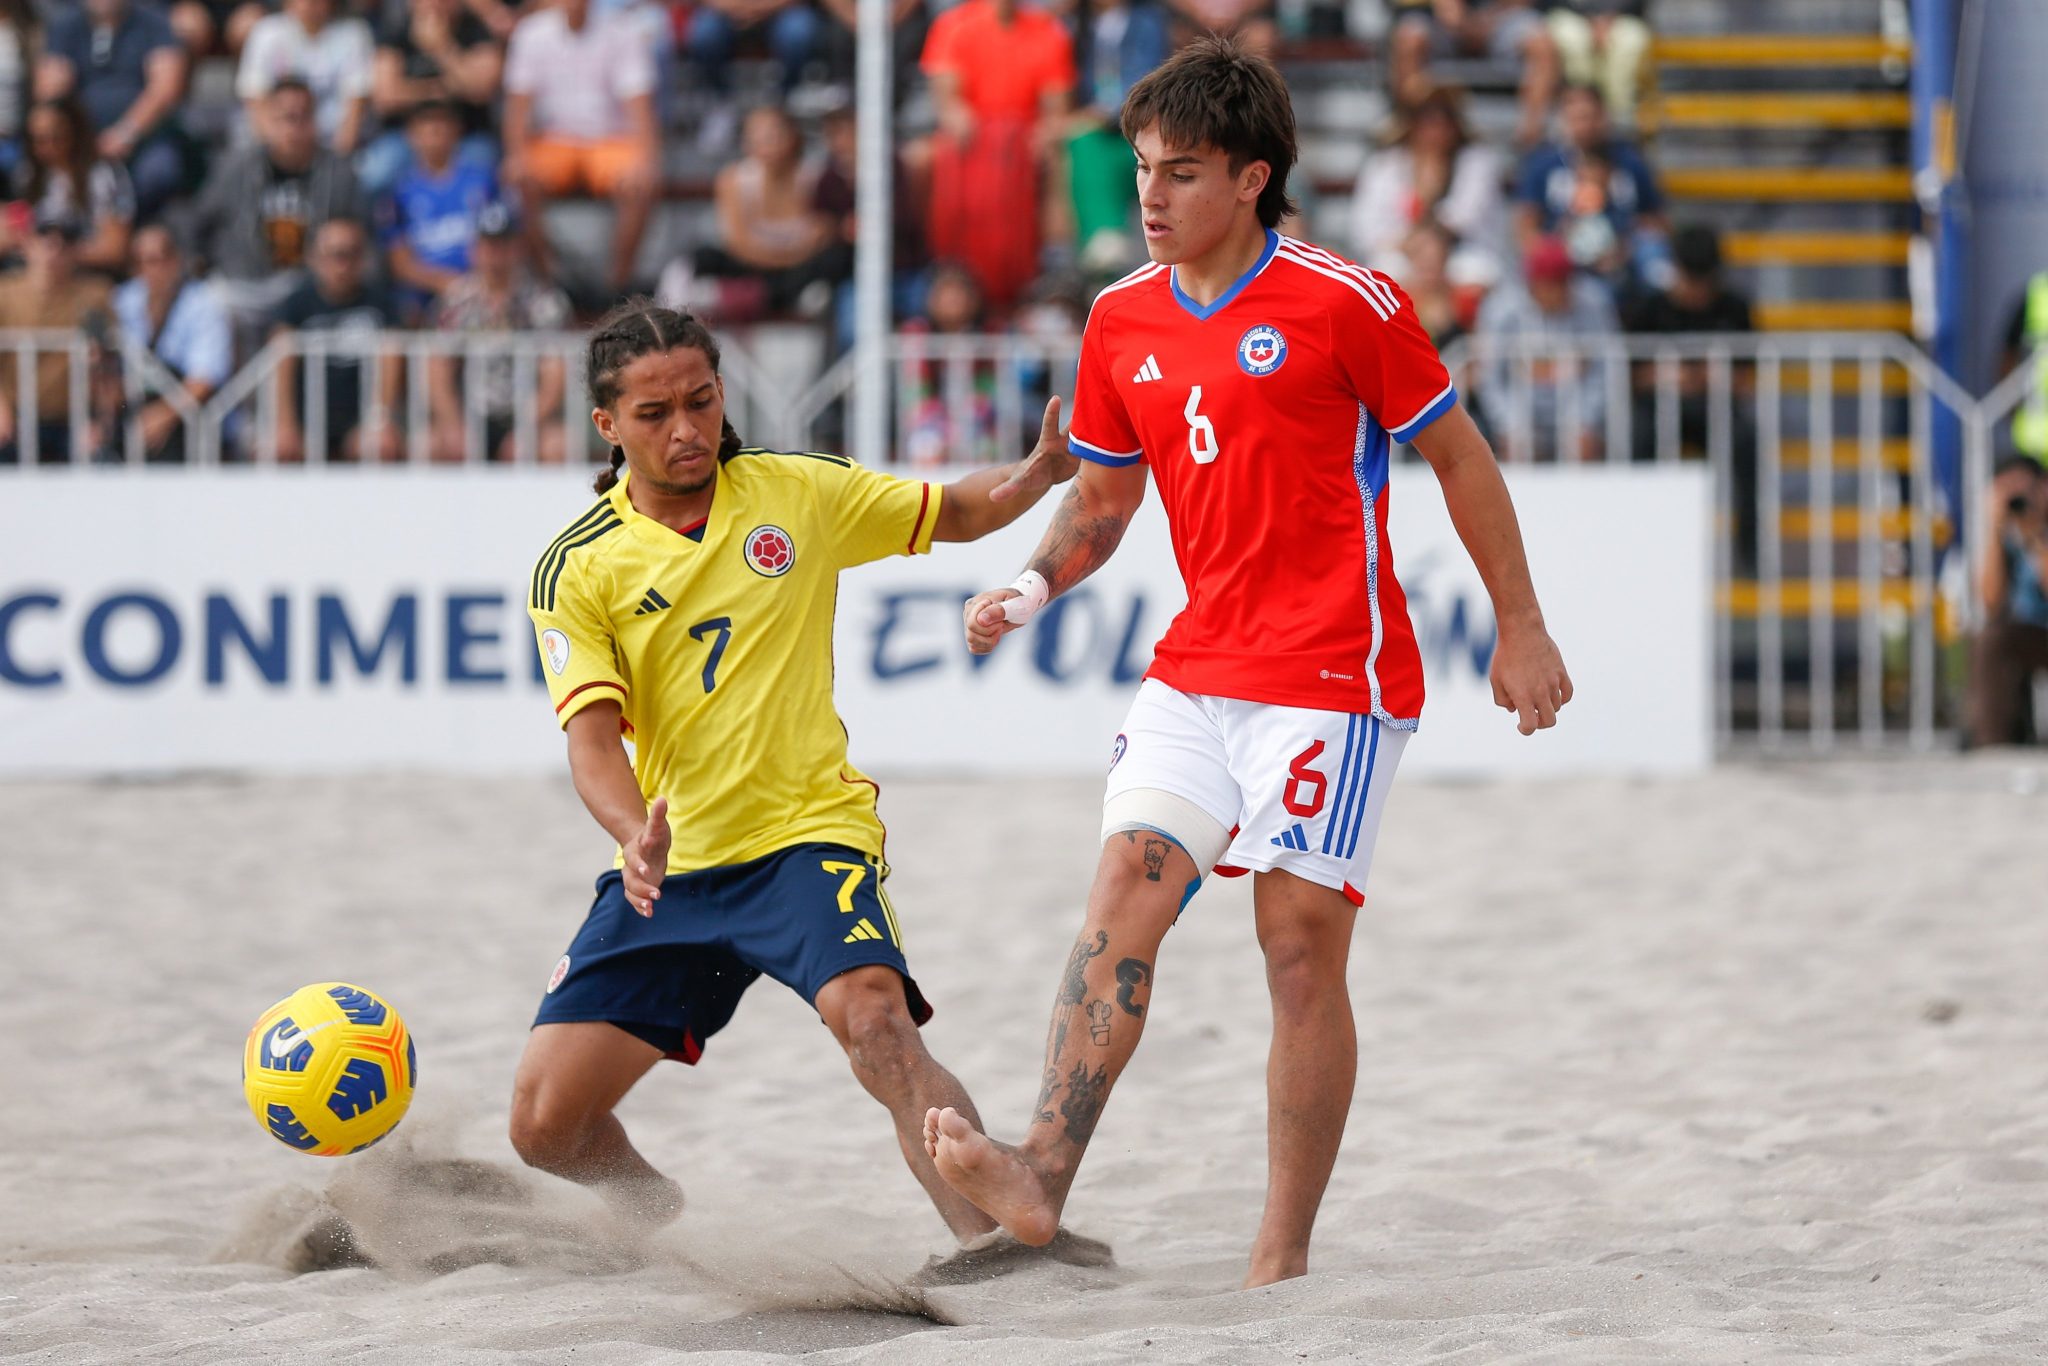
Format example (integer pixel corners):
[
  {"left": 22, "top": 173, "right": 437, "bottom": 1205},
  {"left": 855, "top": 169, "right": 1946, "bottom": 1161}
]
[
  {"left": 1115, "top": 957, "right": 1151, "bottom": 1017},
  {"left": 1060, "top": 1060, "right": 1110, "bottom": 1145},
  {"left": 1142, "top": 838, "right": 1168, "bottom": 882},
  {"left": 1086, "top": 999, "right": 1112, "bottom": 1045}
]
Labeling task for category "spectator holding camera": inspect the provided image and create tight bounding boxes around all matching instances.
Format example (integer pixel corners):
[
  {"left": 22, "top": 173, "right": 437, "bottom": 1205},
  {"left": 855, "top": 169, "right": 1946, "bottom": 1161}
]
[{"left": 1971, "top": 456, "right": 2048, "bottom": 746}]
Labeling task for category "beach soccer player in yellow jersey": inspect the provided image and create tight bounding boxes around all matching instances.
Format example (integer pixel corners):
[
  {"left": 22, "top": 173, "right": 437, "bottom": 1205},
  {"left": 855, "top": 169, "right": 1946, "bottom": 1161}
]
[{"left": 512, "top": 300, "right": 1076, "bottom": 1248}]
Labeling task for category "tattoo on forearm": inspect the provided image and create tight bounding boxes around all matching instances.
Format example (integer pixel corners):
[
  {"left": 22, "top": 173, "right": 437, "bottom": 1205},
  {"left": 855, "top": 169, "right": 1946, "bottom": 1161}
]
[
  {"left": 1086, "top": 999, "right": 1112, "bottom": 1045},
  {"left": 1115, "top": 957, "right": 1151, "bottom": 1018},
  {"left": 1029, "top": 484, "right": 1129, "bottom": 596},
  {"left": 1060, "top": 1060, "right": 1110, "bottom": 1145}
]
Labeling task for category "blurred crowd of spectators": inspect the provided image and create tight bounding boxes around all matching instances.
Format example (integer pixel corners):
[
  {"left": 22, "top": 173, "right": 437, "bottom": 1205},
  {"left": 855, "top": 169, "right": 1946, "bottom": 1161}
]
[{"left": 0, "top": 0, "right": 1738, "bottom": 465}]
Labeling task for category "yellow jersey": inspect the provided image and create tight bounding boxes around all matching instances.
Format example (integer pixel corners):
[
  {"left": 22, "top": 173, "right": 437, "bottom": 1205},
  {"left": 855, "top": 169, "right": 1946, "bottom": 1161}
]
[{"left": 527, "top": 450, "right": 943, "bottom": 874}]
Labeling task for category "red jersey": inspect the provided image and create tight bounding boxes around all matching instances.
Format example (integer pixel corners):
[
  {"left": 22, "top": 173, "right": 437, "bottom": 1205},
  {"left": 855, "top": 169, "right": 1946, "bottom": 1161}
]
[{"left": 1067, "top": 230, "right": 1457, "bottom": 722}]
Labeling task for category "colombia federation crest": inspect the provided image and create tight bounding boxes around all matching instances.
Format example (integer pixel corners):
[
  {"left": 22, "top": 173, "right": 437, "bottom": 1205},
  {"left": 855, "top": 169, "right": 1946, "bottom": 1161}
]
[{"left": 744, "top": 525, "right": 796, "bottom": 577}]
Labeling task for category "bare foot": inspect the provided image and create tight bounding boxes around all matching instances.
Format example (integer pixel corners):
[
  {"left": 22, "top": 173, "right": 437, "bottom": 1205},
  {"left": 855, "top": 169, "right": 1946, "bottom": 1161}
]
[
  {"left": 926, "top": 1107, "right": 1059, "bottom": 1247},
  {"left": 598, "top": 1173, "right": 685, "bottom": 1231},
  {"left": 1243, "top": 1256, "right": 1307, "bottom": 1288}
]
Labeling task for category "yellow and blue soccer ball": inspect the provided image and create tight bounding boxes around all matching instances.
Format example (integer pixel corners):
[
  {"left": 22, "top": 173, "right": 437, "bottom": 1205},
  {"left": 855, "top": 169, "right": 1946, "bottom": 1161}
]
[{"left": 242, "top": 982, "right": 416, "bottom": 1156}]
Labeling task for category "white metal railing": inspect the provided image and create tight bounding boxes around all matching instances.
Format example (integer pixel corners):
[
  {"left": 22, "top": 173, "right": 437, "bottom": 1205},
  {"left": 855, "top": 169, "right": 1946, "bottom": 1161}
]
[
  {"left": 195, "top": 330, "right": 588, "bottom": 467},
  {"left": 1439, "top": 330, "right": 1979, "bottom": 754},
  {"left": 0, "top": 327, "right": 204, "bottom": 465},
  {"left": 774, "top": 332, "right": 1083, "bottom": 468},
  {"left": 185, "top": 328, "right": 789, "bottom": 468},
  {"left": 12, "top": 322, "right": 2036, "bottom": 752}
]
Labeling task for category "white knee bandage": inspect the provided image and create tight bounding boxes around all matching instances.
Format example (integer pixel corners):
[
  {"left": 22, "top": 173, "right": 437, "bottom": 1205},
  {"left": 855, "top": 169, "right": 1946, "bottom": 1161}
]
[{"left": 1101, "top": 787, "right": 1232, "bottom": 875}]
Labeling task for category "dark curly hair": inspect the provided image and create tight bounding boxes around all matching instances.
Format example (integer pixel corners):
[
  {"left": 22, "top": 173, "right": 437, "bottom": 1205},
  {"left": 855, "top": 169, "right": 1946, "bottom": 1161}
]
[
  {"left": 1120, "top": 33, "right": 1298, "bottom": 230},
  {"left": 586, "top": 299, "right": 742, "bottom": 493}
]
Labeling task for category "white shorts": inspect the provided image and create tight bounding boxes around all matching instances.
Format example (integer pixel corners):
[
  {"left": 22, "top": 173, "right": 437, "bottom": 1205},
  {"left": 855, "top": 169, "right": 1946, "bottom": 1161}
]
[{"left": 1104, "top": 679, "right": 1410, "bottom": 906}]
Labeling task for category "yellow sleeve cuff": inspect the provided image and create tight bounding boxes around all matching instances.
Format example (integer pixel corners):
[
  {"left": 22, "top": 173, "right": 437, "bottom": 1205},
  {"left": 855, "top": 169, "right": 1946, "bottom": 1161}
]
[
  {"left": 554, "top": 680, "right": 628, "bottom": 730},
  {"left": 908, "top": 481, "right": 942, "bottom": 555}
]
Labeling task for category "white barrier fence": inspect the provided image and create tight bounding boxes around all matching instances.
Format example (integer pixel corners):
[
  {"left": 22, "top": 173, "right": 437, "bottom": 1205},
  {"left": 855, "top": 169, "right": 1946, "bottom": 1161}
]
[
  {"left": 0, "top": 466, "right": 1708, "bottom": 779},
  {"left": 8, "top": 324, "right": 2034, "bottom": 753}
]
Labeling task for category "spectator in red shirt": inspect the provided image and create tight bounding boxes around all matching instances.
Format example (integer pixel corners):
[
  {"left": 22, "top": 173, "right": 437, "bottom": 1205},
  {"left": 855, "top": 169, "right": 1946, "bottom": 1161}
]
[{"left": 919, "top": 0, "right": 1074, "bottom": 317}]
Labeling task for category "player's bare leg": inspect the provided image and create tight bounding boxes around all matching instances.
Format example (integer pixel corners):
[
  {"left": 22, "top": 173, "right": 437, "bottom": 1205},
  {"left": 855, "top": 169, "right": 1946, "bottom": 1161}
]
[
  {"left": 814, "top": 965, "right": 998, "bottom": 1242},
  {"left": 926, "top": 833, "right": 1195, "bottom": 1244},
  {"left": 1244, "top": 869, "right": 1361, "bottom": 1287},
  {"left": 509, "top": 1021, "right": 684, "bottom": 1227}
]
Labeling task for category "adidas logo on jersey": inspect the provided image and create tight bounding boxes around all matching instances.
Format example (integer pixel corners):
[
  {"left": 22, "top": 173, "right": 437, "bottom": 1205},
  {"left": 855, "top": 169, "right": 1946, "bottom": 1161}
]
[
  {"left": 1131, "top": 354, "right": 1163, "bottom": 384},
  {"left": 633, "top": 588, "right": 671, "bottom": 616}
]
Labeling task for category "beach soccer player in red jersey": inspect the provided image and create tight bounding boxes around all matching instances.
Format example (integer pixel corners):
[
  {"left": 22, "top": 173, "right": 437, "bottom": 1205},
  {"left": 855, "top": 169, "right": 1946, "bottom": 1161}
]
[{"left": 924, "top": 35, "right": 1574, "bottom": 1287}]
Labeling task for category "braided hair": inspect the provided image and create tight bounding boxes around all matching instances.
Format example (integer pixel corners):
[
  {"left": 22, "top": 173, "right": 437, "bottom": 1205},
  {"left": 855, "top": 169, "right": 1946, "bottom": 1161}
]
[{"left": 586, "top": 299, "right": 743, "bottom": 494}]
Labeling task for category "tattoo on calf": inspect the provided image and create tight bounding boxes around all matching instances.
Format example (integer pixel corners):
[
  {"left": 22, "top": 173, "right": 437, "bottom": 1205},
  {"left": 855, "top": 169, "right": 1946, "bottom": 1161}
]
[
  {"left": 1034, "top": 1064, "right": 1060, "bottom": 1125},
  {"left": 1060, "top": 1060, "right": 1110, "bottom": 1145},
  {"left": 1114, "top": 957, "right": 1151, "bottom": 1017},
  {"left": 1058, "top": 930, "right": 1108, "bottom": 1007},
  {"left": 1049, "top": 929, "right": 1109, "bottom": 1068},
  {"left": 1086, "top": 999, "right": 1112, "bottom": 1045}
]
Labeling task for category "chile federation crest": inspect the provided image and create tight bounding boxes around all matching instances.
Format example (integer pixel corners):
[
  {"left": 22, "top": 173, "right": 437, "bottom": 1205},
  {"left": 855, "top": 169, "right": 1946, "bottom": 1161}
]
[{"left": 1237, "top": 324, "right": 1287, "bottom": 376}]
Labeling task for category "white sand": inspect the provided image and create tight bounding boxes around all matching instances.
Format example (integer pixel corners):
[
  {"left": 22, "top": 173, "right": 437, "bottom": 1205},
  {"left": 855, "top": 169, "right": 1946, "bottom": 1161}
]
[{"left": 3, "top": 758, "right": 2046, "bottom": 1363}]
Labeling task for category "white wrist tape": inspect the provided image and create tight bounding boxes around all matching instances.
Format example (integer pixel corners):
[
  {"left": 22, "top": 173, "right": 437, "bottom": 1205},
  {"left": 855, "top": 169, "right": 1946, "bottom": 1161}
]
[{"left": 1000, "top": 570, "right": 1051, "bottom": 624}]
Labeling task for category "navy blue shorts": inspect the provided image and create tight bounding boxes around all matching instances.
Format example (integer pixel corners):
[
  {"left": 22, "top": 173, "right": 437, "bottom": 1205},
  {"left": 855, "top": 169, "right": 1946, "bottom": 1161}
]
[{"left": 532, "top": 841, "right": 930, "bottom": 1063}]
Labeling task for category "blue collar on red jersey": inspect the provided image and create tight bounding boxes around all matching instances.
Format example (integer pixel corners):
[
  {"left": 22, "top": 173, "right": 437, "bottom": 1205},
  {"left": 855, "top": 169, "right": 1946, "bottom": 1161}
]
[{"left": 1169, "top": 228, "right": 1280, "bottom": 322}]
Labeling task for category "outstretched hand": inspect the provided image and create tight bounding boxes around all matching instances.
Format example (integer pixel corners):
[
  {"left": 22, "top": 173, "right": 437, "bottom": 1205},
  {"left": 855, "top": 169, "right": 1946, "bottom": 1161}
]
[
  {"left": 989, "top": 397, "right": 1077, "bottom": 504},
  {"left": 1491, "top": 625, "right": 1573, "bottom": 736},
  {"left": 963, "top": 587, "right": 1024, "bottom": 655},
  {"left": 624, "top": 797, "right": 671, "bottom": 916}
]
